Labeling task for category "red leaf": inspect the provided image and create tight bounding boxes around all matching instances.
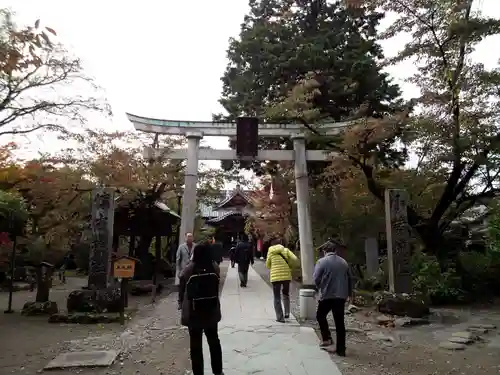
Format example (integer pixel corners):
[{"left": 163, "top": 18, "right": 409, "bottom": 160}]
[{"left": 45, "top": 27, "right": 57, "bottom": 36}]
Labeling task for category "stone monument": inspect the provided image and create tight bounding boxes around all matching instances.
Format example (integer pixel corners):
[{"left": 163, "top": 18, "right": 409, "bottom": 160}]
[
  {"left": 66, "top": 188, "right": 121, "bottom": 315},
  {"left": 384, "top": 189, "right": 412, "bottom": 294},
  {"left": 88, "top": 188, "right": 115, "bottom": 289}
]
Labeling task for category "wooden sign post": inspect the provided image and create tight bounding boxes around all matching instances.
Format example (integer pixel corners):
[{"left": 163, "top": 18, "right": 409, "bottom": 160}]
[{"left": 112, "top": 256, "right": 138, "bottom": 325}]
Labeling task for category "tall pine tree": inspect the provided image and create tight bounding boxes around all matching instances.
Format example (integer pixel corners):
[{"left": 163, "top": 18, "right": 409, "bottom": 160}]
[{"left": 217, "top": 0, "right": 403, "bottom": 175}]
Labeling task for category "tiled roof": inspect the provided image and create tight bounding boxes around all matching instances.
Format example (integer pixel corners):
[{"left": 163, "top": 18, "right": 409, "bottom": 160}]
[
  {"left": 214, "top": 187, "right": 251, "bottom": 210},
  {"left": 206, "top": 211, "right": 244, "bottom": 224},
  {"left": 199, "top": 189, "right": 253, "bottom": 218}
]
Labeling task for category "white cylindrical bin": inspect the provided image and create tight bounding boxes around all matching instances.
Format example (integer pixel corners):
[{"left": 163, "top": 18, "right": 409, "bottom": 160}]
[{"left": 299, "top": 288, "right": 316, "bottom": 320}]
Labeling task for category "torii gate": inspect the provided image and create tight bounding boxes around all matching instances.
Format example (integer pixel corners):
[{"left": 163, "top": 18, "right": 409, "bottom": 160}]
[{"left": 127, "top": 113, "right": 349, "bottom": 319}]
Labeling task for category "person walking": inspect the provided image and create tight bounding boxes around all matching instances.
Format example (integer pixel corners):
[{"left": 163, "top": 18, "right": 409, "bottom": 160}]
[
  {"left": 313, "top": 240, "right": 353, "bottom": 356},
  {"left": 234, "top": 237, "right": 254, "bottom": 287},
  {"left": 228, "top": 243, "right": 236, "bottom": 268},
  {"left": 211, "top": 241, "right": 223, "bottom": 265},
  {"left": 178, "top": 242, "right": 224, "bottom": 375},
  {"left": 176, "top": 233, "right": 196, "bottom": 308},
  {"left": 266, "top": 238, "right": 299, "bottom": 323}
]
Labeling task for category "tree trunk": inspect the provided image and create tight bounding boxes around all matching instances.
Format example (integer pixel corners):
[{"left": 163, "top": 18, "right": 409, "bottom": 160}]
[
  {"left": 135, "top": 235, "right": 153, "bottom": 280},
  {"left": 128, "top": 235, "right": 136, "bottom": 256}
]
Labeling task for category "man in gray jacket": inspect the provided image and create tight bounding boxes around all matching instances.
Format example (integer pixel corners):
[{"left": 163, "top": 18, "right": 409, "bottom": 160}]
[
  {"left": 176, "top": 233, "right": 195, "bottom": 286},
  {"left": 313, "top": 240, "right": 353, "bottom": 356}
]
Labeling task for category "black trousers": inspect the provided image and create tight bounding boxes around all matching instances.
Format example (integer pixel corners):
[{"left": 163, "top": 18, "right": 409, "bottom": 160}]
[
  {"left": 316, "top": 298, "right": 346, "bottom": 353},
  {"left": 188, "top": 325, "right": 223, "bottom": 375},
  {"left": 238, "top": 264, "right": 249, "bottom": 286}
]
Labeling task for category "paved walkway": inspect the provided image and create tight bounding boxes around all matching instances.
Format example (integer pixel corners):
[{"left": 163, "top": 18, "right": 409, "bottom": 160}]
[{"left": 203, "top": 265, "right": 342, "bottom": 375}]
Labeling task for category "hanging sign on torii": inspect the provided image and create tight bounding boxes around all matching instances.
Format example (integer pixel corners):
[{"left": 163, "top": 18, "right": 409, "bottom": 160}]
[{"left": 236, "top": 116, "right": 259, "bottom": 160}]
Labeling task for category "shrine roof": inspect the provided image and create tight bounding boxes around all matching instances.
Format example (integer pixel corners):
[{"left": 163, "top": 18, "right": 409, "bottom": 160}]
[{"left": 206, "top": 211, "right": 244, "bottom": 224}]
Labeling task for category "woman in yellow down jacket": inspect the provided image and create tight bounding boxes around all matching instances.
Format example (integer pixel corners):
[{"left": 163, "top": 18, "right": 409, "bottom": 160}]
[{"left": 266, "top": 238, "right": 299, "bottom": 322}]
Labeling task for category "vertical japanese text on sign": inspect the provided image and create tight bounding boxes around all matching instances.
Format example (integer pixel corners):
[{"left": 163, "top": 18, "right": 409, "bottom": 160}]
[{"left": 236, "top": 117, "right": 259, "bottom": 159}]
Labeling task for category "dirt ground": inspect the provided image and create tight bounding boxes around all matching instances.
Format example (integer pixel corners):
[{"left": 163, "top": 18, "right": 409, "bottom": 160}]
[
  {"left": 3, "top": 261, "right": 499, "bottom": 375},
  {"left": 0, "top": 265, "right": 228, "bottom": 375},
  {"left": 329, "top": 307, "right": 500, "bottom": 375},
  {"left": 252, "top": 260, "right": 500, "bottom": 375}
]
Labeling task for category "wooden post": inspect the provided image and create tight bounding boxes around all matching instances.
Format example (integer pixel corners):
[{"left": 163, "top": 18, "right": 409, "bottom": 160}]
[
  {"left": 4, "top": 236, "right": 17, "bottom": 314},
  {"left": 120, "top": 278, "right": 127, "bottom": 325},
  {"left": 152, "top": 235, "right": 161, "bottom": 303},
  {"left": 128, "top": 235, "right": 135, "bottom": 256}
]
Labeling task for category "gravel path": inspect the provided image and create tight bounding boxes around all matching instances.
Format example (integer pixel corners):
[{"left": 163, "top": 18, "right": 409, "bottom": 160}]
[{"left": 252, "top": 260, "right": 500, "bottom": 375}]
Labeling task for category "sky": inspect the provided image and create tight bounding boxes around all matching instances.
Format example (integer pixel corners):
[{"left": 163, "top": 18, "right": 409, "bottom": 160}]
[{"left": 2, "top": 0, "right": 500, "bottom": 184}]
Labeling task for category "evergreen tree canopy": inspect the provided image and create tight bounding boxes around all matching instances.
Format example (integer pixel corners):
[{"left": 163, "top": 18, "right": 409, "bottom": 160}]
[{"left": 218, "top": 0, "right": 403, "bottom": 175}]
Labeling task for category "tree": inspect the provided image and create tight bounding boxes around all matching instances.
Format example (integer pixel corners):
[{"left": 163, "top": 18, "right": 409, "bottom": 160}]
[
  {"left": 218, "top": 0, "right": 403, "bottom": 176},
  {"left": 0, "top": 189, "right": 27, "bottom": 233},
  {"left": 0, "top": 190, "right": 27, "bottom": 265},
  {"left": 56, "top": 130, "right": 228, "bottom": 271},
  {"left": 0, "top": 9, "right": 110, "bottom": 137},
  {"left": 271, "top": 0, "right": 500, "bottom": 263},
  {"left": 249, "top": 173, "right": 296, "bottom": 242}
]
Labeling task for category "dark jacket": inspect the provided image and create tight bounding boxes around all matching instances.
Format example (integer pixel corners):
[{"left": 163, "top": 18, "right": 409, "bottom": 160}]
[
  {"left": 211, "top": 242, "right": 223, "bottom": 264},
  {"left": 234, "top": 241, "right": 254, "bottom": 268},
  {"left": 179, "top": 261, "right": 222, "bottom": 328}
]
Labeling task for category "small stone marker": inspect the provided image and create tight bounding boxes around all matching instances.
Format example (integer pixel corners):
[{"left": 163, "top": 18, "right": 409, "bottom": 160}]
[
  {"left": 439, "top": 341, "right": 466, "bottom": 350},
  {"left": 448, "top": 336, "right": 472, "bottom": 344},
  {"left": 35, "top": 262, "right": 55, "bottom": 303},
  {"left": 44, "top": 350, "right": 118, "bottom": 370},
  {"left": 384, "top": 189, "right": 412, "bottom": 294},
  {"left": 364, "top": 237, "right": 379, "bottom": 277},
  {"left": 452, "top": 331, "right": 475, "bottom": 341}
]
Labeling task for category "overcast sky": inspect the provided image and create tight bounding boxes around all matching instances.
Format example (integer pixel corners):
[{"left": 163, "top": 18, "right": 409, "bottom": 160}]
[{"left": 2, "top": 0, "right": 500, "bottom": 179}]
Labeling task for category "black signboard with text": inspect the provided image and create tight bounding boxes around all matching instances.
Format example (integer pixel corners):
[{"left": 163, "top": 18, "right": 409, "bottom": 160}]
[{"left": 236, "top": 117, "right": 258, "bottom": 160}]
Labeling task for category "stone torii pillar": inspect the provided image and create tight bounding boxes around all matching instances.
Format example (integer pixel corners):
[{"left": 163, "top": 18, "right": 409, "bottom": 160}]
[
  {"left": 292, "top": 134, "right": 316, "bottom": 320},
  {"left": 179, "top": 132, "right": 203, "bottom": 241}
]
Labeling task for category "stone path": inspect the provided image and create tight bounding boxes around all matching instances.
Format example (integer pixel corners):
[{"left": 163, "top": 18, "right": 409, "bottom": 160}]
[{"left": 202, "top": 265, "right": 342, "bottom": 375}]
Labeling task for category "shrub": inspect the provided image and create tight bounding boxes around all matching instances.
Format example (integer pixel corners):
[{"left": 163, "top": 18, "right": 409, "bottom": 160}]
[
  {"left": 411, "top": 251, "right": 465, "bottom": 304},
  {"left": 459, "top": 250, "right": 500, "bottom": 297}
]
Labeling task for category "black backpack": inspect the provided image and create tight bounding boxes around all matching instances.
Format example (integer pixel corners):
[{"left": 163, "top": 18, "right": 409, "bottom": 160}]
[{"left": 186, "top": 267, "right": 219, "bottom": 312}]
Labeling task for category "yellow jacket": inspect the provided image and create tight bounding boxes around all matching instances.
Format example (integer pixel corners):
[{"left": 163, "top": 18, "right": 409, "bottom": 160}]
[{"left": 266, "top": 245, "right": 299, "bottom": 282}]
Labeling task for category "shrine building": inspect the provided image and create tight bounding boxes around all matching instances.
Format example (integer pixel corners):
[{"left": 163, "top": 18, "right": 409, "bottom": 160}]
[{"left": 199, "top": 185, "right": 255, "bottom": 253}]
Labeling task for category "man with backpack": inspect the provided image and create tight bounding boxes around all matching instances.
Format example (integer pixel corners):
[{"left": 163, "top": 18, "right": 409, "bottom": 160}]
[
  {"left": 178, "top": 242, "right": 224, "bottom": 375},
  {"left": 234, "top": 236, "right": 254, "bottom": 287}
]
